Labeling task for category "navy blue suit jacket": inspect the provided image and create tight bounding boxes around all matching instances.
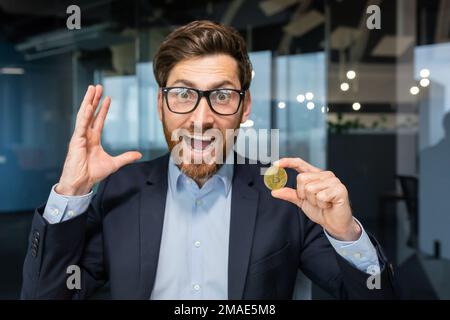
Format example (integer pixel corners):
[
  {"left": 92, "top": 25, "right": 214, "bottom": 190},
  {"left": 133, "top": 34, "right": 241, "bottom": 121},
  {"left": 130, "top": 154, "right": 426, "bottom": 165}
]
[{"left": 21, "top": 153, "right": 397, "bottom": 299}]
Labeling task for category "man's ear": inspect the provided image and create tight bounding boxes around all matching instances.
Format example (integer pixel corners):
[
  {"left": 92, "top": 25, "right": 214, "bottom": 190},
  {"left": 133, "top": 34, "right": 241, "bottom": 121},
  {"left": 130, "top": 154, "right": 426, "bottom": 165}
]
[
  {"left": 240, "top": 91, "right": 252, "bottom": 123},
  {"left": 157, "top": 89, "right": 163, "bottom": 122}
]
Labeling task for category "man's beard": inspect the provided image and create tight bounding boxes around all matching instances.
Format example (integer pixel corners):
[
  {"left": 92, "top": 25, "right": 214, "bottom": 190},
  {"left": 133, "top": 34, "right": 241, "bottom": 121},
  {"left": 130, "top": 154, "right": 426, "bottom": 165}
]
[{"left": 162, "top": 113, "right": 241, "bottom": 182}]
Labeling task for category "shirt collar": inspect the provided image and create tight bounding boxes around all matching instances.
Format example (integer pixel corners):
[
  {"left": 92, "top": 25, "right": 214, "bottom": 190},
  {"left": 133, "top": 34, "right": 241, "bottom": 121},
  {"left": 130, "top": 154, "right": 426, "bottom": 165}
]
[{"left": 168, "top": 152, "right": 234, "bottom": 196}]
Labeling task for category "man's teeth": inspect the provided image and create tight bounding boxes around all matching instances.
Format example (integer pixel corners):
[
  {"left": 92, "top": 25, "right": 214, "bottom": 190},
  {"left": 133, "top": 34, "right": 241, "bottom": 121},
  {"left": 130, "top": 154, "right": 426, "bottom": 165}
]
[
  {"left": 186, "top": 135, "right": 213, "bottom": 141},
  {"left": 184, "top": 135, "right": 215, "bottom": 150}
]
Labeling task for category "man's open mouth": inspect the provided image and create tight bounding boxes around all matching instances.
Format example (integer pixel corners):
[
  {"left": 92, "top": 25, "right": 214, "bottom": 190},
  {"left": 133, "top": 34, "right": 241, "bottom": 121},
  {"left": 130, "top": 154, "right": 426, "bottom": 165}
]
[{"left": 183, "top": 134, "right": 216, "bottom": 151}]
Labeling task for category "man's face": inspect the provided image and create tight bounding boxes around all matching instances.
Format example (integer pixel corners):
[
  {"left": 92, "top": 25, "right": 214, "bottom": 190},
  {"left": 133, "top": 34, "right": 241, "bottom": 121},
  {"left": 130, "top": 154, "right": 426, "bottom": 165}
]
[{"left": 157, "top": 54, "right": 252, "bottom": 182}]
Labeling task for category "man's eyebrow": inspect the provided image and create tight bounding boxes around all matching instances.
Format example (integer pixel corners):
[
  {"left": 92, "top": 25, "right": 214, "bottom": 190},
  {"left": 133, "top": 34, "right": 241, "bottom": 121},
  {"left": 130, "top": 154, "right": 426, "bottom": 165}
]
[
  {"left": 210, "top": 80, "right": 237, "bottom": 89},
  {"left": 169, "top": 79, "right": 238, "bottom": 89},
  {"left": 170, "top": 79, "right": 196, "bottom": 87}
]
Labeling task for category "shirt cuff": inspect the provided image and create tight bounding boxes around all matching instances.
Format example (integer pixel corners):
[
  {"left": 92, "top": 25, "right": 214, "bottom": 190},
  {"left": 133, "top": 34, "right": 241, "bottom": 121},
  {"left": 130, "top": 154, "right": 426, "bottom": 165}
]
[
  {"left": 324, "top": 218, "right": 380, "bottom": 275},
  {"left": 42, "top": 184, "right": 93, "bottom": 224}
]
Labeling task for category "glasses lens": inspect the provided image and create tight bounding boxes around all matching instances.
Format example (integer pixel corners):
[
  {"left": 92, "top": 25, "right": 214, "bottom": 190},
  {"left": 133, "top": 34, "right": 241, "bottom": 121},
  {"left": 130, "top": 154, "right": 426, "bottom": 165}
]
[
  {"left": 167, "top": 88, "right": 198, "bottom": 113},
  {"left": 210, "top": 89, "right": 241, "bottom": 115}
]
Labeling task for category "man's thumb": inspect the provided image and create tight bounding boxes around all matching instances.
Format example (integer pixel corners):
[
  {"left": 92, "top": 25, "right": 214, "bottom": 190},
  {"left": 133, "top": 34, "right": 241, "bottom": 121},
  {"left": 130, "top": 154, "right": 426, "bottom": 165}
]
[
  {"left": 271, "top": 187, "right": 300, "bottom": 207},
  {"left": 113, "top": 151, "right": 142, "bottom": 169}
]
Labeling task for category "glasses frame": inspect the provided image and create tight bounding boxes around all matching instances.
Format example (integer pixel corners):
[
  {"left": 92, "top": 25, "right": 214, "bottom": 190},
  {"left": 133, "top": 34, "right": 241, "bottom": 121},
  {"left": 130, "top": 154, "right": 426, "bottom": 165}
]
[{"left": 161, "top": 86, "right": 246, "bottom": 116}]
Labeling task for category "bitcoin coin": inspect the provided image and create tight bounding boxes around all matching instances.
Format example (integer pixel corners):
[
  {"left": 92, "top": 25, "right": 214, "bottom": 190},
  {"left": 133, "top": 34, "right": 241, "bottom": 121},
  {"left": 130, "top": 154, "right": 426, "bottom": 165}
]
[{"left": 264, "top": 165, "right": 287, "bottom": 190}]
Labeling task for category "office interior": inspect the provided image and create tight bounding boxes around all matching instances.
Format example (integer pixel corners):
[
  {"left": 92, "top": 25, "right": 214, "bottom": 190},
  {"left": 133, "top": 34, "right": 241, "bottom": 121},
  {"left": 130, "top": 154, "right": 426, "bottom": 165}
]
[{"left": 1, "top": 0, "right": 450, "bottom": 299}]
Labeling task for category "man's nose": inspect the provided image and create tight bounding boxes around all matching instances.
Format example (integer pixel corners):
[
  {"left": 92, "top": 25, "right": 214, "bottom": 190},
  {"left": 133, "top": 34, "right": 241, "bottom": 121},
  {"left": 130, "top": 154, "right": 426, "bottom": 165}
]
[{"left": 189, "top": 96, "right": 214, "bottom": 125}]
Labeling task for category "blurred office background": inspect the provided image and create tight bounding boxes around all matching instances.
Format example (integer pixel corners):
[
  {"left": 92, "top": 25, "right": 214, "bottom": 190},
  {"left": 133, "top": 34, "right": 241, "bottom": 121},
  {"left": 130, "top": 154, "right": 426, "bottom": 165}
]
[{"left": 1, "top": 0, "right": 449, "bottom": 299}]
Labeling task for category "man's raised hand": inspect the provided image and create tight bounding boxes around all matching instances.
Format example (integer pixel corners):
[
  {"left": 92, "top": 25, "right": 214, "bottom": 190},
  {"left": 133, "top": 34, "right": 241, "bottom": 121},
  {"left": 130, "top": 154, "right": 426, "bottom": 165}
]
[{"left": 56, "top": 85, "right": 142, "bottom": 196}]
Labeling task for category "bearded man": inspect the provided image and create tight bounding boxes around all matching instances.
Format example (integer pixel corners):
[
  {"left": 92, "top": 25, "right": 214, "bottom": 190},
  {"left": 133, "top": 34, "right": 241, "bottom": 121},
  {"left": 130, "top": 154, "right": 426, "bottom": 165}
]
[{"left": 21, "top": 20, "right": 396, "bottom": 300}]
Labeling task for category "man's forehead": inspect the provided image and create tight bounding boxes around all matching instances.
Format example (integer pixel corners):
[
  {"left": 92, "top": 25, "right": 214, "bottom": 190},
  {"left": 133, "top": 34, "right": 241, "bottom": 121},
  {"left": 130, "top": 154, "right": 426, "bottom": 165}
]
[{"left": 167, "top": 54, "right": 240, "bottom": 89}]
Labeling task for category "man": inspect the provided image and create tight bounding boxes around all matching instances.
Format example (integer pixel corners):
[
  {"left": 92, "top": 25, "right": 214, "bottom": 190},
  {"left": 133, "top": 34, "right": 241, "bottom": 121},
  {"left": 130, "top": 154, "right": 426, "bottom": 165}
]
[{"left": 21, "top": 20, "right": 396, "bottom": 300}]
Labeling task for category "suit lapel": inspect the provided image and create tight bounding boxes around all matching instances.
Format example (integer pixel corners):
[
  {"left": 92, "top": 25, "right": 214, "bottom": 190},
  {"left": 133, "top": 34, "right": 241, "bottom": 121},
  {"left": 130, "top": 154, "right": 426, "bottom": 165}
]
[
  {"left": 228, "top": 159, "right": 259, "bottom": 299},
  {"left": 137, "top": 153, "right": 169, "bottom": 299}
]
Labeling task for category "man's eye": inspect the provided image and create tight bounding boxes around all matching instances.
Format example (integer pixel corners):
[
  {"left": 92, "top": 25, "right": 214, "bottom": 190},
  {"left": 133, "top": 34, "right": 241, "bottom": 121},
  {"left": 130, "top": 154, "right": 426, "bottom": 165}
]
[
  {"left": 176, "top": 90, "right": 191, "bottom": 100},
  {"left": 179, "top": 92, "right": 189, "bottom": 99},
  {"left": 216, "top": 91, "right": 231, "bottom": 101}
]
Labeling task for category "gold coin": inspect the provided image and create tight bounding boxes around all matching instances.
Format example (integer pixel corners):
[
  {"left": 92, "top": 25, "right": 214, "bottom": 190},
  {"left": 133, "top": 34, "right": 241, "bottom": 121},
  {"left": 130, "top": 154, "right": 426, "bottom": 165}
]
[{"left": 264, "top": 165, "right": 288, "bottom": 190}]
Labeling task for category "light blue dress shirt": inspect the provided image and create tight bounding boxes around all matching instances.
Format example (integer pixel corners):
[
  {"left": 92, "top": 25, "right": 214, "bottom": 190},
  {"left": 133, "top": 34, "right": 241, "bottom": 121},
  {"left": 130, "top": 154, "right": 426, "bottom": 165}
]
[
  {"left": 150, "top": 158, "right": 233, "bottom": 299},
  {"left": 43, "top": 158, "right": 380, "bottom": 299}
]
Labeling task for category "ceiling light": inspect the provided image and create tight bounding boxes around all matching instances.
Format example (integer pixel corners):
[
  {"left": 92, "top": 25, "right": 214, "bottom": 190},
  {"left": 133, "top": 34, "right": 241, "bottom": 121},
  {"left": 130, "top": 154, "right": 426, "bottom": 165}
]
[
  {"left": 352, "top": 102, "right": 361, "bottom": 111},
  {"left": 410, "top": 86, "right": 420, "bottom": 95},
  {"left": 0, "top": 67, "right": 25, "bottom": 75},
  {"left": 278, "top": 101, "right": 286, "bottom": 109},
  {"left": 340, "top": 82, "right": 350, "bottom": 91},
  {"left": 420, "top": 78, "right": 430, "bottom": 87},
  {"left": 346, "top": 70, "right": 356, "bottom": 80},
  {"left": 419, "top": 68, "right": 430, "bottom": 78},
  {"left": 296, "top": 94, "right": 305, "bottom": 103},
  {"left": 305, "top": 92, "right": 314, "bottom": 100}
]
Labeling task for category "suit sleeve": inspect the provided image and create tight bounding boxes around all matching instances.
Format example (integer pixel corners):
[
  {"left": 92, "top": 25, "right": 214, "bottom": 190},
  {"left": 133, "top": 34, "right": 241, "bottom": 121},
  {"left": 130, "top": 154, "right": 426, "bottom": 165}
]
[
  {"left": 21, "top": 178, "right": 109, "bottom": 300},
  {"left": 297, "top": 213, "right": 398, "bottom": 299}
]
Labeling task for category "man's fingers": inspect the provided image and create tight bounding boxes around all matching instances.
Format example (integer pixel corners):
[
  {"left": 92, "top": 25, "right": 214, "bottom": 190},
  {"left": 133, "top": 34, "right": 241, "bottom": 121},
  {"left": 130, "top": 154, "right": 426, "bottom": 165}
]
[
  {"left": 74, "top": 103, "right": 95, "bottom": 137},
  {"left": 76, "top": 86, "right": 94, "bottom": 122},
  {"left": 296, "top": 171, "right": 335, "bottom": 199},
  {"left": 274, "top": 157, "right": 321, "bottom": 173},
  {"left": 74, "top": 85, "right": 98, "bottom": 137},
  {"left": 90, "top": 85, "right": 104, "bottom": 124},
  {"left": 303, "top": 177, "right": 341, "bottom": 207},
  {"left": 317, "top": 200, "right": 332, "bottom": 209},
  {"left": 93, "top": 96, "right": 111, "bottom": 132},
  {"left": 81, "top": 85, "right": 95, "bottom": 110},
  {"left": 112, "top": 151, "right": 143, "bottom": 170},
  {"left": 303, "top": 176, "right": 340, "bottom": 194},
  {"left": 271, "top": 187, "right": 301, "bottom": 207},
  {"left": 93, "top": 85, "right": 103, "bottom": 105},
  {"left": 316, "top": 184, "right": 347, "bottom": 205},
  {"left": 304, "top": 179, "right": 327, "bottom": 207}
]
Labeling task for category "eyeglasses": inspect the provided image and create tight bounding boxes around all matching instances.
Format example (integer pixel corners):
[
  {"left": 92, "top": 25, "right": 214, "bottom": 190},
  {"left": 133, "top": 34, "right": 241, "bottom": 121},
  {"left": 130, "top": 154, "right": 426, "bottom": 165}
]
[{"left": 162, "top": 87, "right": 246, "bottom": 115}]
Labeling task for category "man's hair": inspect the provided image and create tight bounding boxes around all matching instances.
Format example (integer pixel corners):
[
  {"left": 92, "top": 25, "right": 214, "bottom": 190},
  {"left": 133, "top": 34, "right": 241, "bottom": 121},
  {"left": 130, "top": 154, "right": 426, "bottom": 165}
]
[{"left": 153, "top": 20, "right": 253, "bottom": 90}]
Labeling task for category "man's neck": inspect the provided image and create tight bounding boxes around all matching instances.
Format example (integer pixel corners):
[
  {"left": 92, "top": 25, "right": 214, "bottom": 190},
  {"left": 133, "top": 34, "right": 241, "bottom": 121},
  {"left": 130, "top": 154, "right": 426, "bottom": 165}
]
[{"left": 194, "top": 177, "right": 208, "bottom": 188}]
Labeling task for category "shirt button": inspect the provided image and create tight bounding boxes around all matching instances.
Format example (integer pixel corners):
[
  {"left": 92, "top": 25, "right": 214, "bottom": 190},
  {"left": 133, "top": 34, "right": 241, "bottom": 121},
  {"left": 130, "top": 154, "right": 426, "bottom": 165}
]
[
  {"left": 51, "top": 208, "right": 60, "bottom": 216},
  {"left": 353, "top": 252, "right": 362, "bottom": 259},
  {"left": 193, "top": 284, "right": 201, "bottom": 291},
  {"left": 196, "top": 200, "right": 203, "bottom": 206},
  {"left": 194, "top": 241, "right": 201, "bottom": 248},
  {"left": 67, "top": 210, "right": 75, "bottom": 218},
  {"left": 341, "top": 250, "right": 347, "bottom": 256}
]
